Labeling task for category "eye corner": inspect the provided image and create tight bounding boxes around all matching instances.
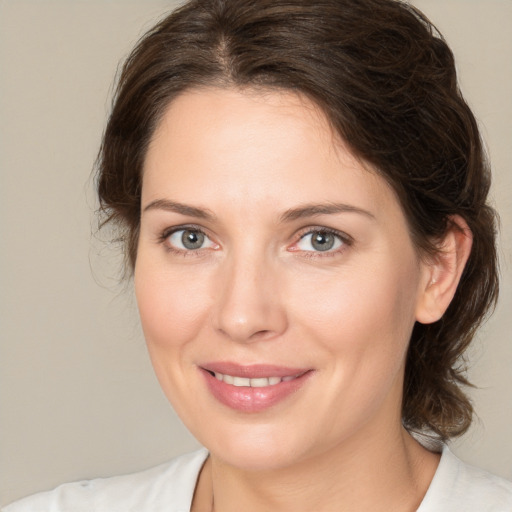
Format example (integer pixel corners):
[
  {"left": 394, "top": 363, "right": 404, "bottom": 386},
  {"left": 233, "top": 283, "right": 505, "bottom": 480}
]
[
  {"left": 289, "top": 227, "right": 352, "bottom": 255},
  {"left": 158, "top": 225, "right": 219, "bottom": 255}
]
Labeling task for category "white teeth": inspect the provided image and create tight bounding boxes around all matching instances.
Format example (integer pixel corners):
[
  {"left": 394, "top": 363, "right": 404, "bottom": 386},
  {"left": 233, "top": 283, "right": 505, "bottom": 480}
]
[
  {"left": 250, "top": 377, "right": 270, "bottom": 388},
  {"left": 223, "top": 374, "right": 234, "bottom": 385},
  {"left": 233, "top": 377, "right": 251, "bottom": 387},
  {"left": 212, "top": 372, "right": 299, "bottom": 387}
]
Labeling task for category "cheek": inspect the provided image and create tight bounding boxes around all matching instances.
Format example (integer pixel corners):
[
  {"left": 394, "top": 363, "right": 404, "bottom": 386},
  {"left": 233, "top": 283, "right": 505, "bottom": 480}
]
[
  {"left": 285, "top": 258, "right": 420, "bottom": 434},
  {"left": 134, "top": 260, "right": 212, "bottom": 352},
  {"left": 289, "top": 256, "right": 420, "bottom": 368}
]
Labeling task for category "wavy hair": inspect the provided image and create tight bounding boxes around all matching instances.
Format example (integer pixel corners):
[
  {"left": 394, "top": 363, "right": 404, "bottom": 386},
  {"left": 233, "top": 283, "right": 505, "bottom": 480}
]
[{"left": 97, "top": 0, "right": 499, "bottom": 439}]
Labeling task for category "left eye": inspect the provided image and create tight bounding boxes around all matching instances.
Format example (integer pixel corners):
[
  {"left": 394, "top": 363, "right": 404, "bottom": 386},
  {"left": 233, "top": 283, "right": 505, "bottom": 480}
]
[
  {"left": 167, "top": 229, "right": 216, "bottom": 251},
  {"left": 296, "top": 230, "right": 344, "bottom": 252}
]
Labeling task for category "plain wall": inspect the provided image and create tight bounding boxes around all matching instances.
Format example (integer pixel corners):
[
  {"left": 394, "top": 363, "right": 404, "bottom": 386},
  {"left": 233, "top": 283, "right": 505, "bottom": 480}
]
[{"left": 0, "top": 0, "right": 511, "bottom": 506}]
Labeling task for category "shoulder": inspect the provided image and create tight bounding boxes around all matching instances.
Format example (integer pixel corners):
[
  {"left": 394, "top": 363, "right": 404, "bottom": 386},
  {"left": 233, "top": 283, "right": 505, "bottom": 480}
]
[
  {"left": 418, "top": 445, "right": 512, "bottom": 512},
  {"left": 2, "top": 449, "right": 208, "bottom": 512}
]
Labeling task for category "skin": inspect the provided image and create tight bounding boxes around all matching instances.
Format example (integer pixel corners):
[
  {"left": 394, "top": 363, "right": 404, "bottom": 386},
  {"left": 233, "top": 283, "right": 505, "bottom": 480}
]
[{"left": 135, "top": 87, "right": 471, "bottom": 511}]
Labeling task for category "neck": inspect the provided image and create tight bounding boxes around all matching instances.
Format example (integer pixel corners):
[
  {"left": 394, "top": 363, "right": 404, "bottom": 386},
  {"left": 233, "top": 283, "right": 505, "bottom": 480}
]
[{"left": 194, "top": 426, "right": 439, "bottom": 512}]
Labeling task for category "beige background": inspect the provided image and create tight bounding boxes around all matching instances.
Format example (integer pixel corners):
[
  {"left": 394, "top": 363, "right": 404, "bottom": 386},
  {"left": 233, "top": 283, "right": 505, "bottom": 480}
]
[{"left": 0, "top": 0, "right": 511, "bottom": 506}]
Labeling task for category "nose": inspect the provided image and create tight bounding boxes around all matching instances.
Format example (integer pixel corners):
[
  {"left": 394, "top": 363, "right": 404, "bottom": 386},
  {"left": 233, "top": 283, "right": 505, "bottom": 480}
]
[{"left": 212, "top": 252, "right": 288, "bottom": 343}]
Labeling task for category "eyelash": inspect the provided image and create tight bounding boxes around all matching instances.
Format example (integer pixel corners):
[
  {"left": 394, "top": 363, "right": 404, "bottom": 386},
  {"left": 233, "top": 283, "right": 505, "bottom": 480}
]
[
  {"left": 291, "top": 227, "right": 353, "bottom": 258},
  {"left": 158, "top": 224, "right": 216, "bottom": 257},
  {"left": 157, "top": 225, "right": 353, "bottom": 257}
]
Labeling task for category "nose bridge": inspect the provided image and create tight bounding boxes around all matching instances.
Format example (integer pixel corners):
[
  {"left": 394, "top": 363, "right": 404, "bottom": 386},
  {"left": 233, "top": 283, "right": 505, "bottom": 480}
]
[{"left": 213, "top": 243, "right": 287, "bottom": 343}]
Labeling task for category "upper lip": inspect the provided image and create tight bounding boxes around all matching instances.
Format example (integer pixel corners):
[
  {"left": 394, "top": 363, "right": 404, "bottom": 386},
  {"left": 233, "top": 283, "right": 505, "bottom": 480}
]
[{"left": 200, "top": 362, "right": 311, "bottom": 378}]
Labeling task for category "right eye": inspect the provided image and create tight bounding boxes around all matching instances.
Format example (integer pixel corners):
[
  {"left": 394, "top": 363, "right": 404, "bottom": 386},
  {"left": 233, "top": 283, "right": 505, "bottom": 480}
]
[
  {"left": 167, "top": 228, "right": 217, "bottom": 251},
  {"left": 296, "top": 230, "right": 344, "bottom": 252}
]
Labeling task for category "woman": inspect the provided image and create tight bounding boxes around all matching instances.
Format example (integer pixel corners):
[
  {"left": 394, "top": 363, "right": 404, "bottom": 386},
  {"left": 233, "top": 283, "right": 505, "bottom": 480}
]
[{"left": 4, "top": 0, "right": 512, "bottom": 510}]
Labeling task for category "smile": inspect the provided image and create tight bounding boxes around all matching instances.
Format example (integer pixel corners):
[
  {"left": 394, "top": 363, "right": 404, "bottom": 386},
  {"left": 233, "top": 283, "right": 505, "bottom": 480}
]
[
  {"left": 200, "top": 363, "right": 313, "bottom": 413},
  {"left": 212, "top": 372, "right": 300, "bottom": 387}
]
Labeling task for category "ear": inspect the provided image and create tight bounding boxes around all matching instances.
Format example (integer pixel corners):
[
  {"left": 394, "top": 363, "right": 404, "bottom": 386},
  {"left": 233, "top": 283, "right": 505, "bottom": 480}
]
[{"left": 415, "top": 215, "right": 473, "bottom": 324}]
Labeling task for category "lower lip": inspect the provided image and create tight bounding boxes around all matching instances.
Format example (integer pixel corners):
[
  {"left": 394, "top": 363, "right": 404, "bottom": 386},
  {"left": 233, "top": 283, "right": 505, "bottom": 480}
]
[{"left": 200, "top": 369, "right": 313, "bottom": 413}]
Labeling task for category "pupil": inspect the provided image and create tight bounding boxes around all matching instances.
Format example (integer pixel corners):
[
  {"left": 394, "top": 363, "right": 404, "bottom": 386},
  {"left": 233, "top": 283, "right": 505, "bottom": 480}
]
[
  {"left": 182, "top": 230, "right": 204, "bottom": 250},
  {"left": 312, "top": 232, "right": 334, "bottom": 251}
]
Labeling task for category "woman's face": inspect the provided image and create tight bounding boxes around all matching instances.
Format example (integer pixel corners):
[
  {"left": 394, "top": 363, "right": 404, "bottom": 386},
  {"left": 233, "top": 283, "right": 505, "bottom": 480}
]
[{"left": 135, "top": 87, "right": 431, "bottom": 470}]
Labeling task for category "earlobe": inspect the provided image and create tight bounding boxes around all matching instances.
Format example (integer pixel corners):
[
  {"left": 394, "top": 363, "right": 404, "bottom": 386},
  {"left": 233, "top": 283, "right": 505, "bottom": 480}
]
[{"left": 415, "top": 216, "right": 473, "bottom": 324}]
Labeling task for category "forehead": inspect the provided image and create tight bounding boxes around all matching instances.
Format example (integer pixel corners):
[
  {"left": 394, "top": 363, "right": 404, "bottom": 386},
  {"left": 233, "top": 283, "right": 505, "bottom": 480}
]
[
  {"left": 146, "top": 86, "right": 340, "bottom": 170},
  {"left": 142, "top": 86, "right": 400, "bottom": 223}
]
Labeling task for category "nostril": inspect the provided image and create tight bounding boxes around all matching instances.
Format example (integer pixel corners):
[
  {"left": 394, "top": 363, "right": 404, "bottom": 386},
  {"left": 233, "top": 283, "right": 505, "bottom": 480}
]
[{"left": 250, "top": 329, "right": 273, "bottom": 340}]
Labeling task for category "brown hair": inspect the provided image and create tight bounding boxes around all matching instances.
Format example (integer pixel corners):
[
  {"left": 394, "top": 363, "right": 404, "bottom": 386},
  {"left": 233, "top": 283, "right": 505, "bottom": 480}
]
[{"left": 97, "top": 0, "right": 499, "bottom": 440}]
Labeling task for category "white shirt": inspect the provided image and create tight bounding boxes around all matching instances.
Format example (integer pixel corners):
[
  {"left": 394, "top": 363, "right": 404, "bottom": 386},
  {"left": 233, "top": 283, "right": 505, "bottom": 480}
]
[{"left": 4, "top": 446, "right": 512, "bottom": 511}]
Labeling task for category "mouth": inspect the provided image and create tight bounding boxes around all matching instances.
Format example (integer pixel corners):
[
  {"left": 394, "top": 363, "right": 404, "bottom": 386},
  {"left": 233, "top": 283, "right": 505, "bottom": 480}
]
[
  {"left": 207, "top": 371, "right": 303, "bottom": 388},
  {"left": 199, "top": 363, "right": 313, "bottom": 413}
]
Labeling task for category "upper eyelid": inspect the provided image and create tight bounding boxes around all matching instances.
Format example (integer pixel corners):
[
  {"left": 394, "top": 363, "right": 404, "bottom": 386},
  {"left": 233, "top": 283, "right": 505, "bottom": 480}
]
[
  {"left": 159, "top": 225, "right": 215, "bottom": 248},
  {"left": 160, "top": 224, "right": 209, "bottom": 238},
  {"left": 157, "top": 224, "right": 352, "bottom": 251},
  {"left": 287, "top": 227, "right": 353, "bottom": 257},
  {"left": 295, "top": 226, "right": 353, "bottom": 243},
  {"left": 160, "top": 224, "right": 350, "bottom": 237},
  {"left": 160, "top": 226, "right": 218, "bottom": 255}
]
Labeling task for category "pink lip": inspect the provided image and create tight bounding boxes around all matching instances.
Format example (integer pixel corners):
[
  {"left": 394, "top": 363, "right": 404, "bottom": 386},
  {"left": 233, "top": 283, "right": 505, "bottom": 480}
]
[{"left": 199, "top": 362, "right": 313, "bottom": 413}]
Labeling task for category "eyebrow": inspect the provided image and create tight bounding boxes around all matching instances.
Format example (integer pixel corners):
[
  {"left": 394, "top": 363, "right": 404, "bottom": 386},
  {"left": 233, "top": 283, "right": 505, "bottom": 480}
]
[
  {"left": 142, "top": 199, "right": 216, "bottom": 221},
  {"left": 142, "top": 199, "right": 374, "bottom": 223},
  {"left": 280, "top": 202, "right": 375, "bottom": 222}
]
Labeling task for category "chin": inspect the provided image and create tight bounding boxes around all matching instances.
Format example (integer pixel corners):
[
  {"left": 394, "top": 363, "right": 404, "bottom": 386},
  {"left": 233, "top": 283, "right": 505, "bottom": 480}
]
[
  {"left": 192, "top": 417, "right": 318, "bottom": 471},
  {"left": 213, "top": 438, "right": 303, "bottom": 471}
]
